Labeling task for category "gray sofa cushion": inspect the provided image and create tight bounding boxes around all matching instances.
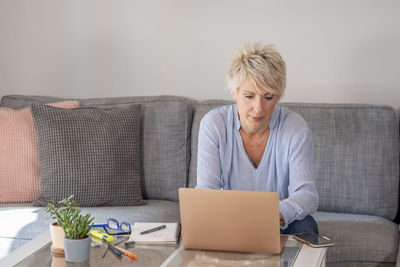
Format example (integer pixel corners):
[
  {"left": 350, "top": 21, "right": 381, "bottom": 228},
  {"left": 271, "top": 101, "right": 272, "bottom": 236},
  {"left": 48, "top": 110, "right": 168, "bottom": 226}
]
[
  {"left": 31, "top": 104, "right": 145, "bottom": 207},
  {"left": 1, "top": 95, "right": 67, "bottom": 109},
  {"left": 398, "top": 237, "right": 400, "bottom": 267},
  {"left": 281, "top": 103, "right": 399, "bottom": 220},
  {"left": 1, "top": 95, "right": 195, "bottom": 202},
  {"left": 190, "top": 101, "right": 399, "bottom": 220},
  {"left": 314, "top": 211, "right": 399, "bottom": 265}
]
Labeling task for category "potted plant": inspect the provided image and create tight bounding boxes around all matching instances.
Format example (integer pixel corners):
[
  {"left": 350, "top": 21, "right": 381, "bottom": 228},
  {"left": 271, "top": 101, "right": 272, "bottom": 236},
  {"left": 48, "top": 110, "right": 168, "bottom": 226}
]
[
  {"left": 47, "top": 195, "right": 94, "bottom": 262},
  {"left": 46, "top": 195, "right": 80, "bottom": 255}
]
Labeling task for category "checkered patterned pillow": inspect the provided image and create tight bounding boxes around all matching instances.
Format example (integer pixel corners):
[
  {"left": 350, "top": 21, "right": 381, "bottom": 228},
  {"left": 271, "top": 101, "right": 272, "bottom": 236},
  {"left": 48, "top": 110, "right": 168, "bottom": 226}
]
[{"left": 31, "top": 104, "right": 145, "bottom": 207}]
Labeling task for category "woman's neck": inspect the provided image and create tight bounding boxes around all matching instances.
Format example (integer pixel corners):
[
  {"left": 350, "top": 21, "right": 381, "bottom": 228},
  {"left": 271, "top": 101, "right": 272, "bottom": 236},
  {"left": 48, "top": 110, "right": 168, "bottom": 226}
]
[{"left": 240, "top": 127, "right": 270, "bottom": 147}]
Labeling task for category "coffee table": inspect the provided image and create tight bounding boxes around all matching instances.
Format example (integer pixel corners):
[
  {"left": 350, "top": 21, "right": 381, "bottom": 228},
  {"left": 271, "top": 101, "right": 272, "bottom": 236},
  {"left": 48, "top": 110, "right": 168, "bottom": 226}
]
[
  {"left": 0, "top": 231, "right": 327, "bottom": 266},
  {"left": 161, "top": 238, "right": 327, "bottom": 267}
]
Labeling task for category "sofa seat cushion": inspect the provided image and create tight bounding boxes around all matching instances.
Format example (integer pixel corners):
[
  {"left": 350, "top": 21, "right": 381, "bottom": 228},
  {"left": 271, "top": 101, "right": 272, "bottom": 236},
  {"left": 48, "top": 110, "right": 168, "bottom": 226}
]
[
  {"left": 0, "top": 200, "right": 179, "bottom": 259},
  {"left": 81, "top": 199, "right": 180, "bottom": 224},
  {"left": 314, "top": 211, "right": 399, "bottom": 265}
]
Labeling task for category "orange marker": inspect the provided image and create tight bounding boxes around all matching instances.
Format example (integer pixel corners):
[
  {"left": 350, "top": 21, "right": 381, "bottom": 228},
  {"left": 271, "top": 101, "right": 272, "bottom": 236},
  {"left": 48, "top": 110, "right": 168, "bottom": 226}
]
[{"left": 114, "top": 246, "right": 137, "bottom": 261}]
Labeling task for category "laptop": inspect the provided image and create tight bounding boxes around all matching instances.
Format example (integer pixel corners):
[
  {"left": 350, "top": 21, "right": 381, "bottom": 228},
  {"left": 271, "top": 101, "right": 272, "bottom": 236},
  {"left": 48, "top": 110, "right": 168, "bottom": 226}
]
[{"left": 178, "top": 188, "right": 286, "bottom": 254}]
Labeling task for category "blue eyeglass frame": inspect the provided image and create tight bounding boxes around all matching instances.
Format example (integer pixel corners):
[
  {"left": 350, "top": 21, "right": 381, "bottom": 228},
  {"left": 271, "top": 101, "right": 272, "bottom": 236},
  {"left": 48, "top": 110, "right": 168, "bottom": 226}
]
[{"left": 92, "top": 218, "right": 132, "bottom": 235}]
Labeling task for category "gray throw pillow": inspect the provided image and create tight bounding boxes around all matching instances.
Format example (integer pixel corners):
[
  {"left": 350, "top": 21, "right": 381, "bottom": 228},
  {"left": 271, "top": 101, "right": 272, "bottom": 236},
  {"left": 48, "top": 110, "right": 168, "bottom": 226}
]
[{"left": 31, "top": 104, "right": 145, "bottom": 207}]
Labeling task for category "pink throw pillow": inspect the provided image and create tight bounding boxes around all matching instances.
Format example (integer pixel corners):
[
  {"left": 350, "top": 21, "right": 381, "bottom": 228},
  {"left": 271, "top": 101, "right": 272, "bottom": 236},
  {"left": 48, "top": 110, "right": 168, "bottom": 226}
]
[{"left": 0, "top": 101, "right": 80, "bottom": 203}]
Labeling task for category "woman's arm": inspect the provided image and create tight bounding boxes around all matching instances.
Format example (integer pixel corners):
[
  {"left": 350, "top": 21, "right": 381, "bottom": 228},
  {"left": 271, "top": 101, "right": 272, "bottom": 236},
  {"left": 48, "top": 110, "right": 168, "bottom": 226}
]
[
  {"left": 196, "top": 113, "right": 224, "bottom": 189},
  {"left": 279, "top": 128, "right": 319, "bottom": 229}
]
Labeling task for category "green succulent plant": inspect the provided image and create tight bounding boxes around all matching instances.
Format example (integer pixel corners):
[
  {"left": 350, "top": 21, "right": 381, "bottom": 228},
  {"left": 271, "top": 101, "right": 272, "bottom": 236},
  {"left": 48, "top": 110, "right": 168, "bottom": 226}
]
[
  {"left": 46, "top": 195, "right": 94, "bottom": 239},
  {"left": 46, "top": 195, "right": 79, "bottom": 223}
]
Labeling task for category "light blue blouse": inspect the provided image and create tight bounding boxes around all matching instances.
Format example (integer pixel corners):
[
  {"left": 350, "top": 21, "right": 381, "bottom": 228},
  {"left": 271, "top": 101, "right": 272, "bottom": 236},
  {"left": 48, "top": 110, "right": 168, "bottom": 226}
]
[{"left": 196, "top": 104, "right": 319, "bottom": 229}]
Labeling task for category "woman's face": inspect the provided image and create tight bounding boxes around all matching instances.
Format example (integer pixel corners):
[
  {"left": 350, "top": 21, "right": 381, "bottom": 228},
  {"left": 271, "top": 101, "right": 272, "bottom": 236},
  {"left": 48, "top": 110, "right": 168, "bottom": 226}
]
[{"left": 232, "top": 77, "right": 279, "bottom": 134}]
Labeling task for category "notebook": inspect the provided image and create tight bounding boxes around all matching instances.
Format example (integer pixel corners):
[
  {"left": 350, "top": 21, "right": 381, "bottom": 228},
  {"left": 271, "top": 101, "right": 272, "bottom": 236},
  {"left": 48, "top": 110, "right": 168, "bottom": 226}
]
[
  {"left": 178, "top": 188, "right": 286, "bottom": 254},
  {"left": 128, "top": 222, "right": 180, "bottom": 245}
]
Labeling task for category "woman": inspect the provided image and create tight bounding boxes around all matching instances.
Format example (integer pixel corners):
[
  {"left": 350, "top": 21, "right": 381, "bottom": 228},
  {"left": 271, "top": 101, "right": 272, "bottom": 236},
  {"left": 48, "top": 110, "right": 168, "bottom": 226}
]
[{"left": 196, "top": 43, "right": 319, "bottom": 235}]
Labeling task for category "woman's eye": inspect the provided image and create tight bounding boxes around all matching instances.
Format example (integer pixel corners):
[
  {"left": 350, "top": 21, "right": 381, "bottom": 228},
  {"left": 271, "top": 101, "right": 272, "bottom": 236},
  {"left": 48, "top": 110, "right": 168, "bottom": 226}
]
[
  {"left": 245, "top": 95, "right": 254, "bottom": 99},
  {"left": 264, "top": 96, "right": 274, "bottom": 100}
]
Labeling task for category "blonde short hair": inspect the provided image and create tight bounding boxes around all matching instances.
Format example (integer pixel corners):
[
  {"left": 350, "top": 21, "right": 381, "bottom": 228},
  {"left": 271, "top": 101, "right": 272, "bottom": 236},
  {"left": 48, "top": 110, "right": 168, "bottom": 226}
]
[{"left": 227, "top": 43, "right": 286, "bottom": 97}]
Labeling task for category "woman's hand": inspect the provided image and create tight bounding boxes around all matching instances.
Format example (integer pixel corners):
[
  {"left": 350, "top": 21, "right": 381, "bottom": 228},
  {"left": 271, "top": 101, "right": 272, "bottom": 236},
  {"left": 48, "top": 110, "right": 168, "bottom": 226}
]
[{"left": 280, "top": 212, "right": 284, "bottom": 225}]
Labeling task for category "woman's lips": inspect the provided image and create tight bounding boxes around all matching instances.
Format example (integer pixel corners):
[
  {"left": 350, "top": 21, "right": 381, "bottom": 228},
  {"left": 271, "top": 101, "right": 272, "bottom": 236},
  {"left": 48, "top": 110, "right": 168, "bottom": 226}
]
[{"left": 250, "top": 116, "right": 264, "bottom": 122}]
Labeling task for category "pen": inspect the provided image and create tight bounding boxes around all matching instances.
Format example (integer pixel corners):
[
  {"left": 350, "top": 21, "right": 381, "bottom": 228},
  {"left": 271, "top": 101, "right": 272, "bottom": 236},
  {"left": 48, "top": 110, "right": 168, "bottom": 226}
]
[
  {"left": 140, "top": 224, "right": 166, "bottom": 235},
  {"left": 114, "top": 245, "right": 138, "bottom": 261},
  {"left": 107, "top": 242, "right": 122, "bottom": 260}
]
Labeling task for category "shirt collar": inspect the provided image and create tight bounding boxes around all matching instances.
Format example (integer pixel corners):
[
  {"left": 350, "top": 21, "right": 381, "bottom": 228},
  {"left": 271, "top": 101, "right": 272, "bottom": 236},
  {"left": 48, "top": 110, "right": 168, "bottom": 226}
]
[{"left": 234, "top": 104, "right": 280, "bottom": 132}]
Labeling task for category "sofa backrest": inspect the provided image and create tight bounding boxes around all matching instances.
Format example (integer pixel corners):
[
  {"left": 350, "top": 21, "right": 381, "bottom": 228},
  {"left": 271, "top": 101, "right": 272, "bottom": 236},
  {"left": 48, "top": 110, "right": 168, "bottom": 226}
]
[
  {"left": 1, "top": 95, "right": 195, "bottom": 202},
  {"left": 189, "top": 101, "right": 400, "bottom": 220}
]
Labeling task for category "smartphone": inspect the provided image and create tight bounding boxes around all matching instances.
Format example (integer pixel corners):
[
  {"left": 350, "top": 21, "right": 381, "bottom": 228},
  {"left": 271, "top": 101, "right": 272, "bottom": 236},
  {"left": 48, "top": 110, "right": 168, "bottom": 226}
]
[{"left": 293, "top": 232, "right": 334, "bottom": 248}]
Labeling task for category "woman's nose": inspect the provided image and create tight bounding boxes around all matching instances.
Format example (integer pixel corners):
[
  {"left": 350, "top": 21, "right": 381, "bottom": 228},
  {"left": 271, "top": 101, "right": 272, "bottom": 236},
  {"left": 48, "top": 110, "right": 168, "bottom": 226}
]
[{"left": 253, "top": 97, "right": 264, "bottom": 112}]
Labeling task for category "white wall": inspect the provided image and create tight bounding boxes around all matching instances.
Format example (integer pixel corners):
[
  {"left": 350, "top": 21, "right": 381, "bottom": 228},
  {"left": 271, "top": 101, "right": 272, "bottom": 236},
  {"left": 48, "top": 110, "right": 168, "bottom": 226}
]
[{"left": 1, "top": 0, "right": 399, "bottom": 107}]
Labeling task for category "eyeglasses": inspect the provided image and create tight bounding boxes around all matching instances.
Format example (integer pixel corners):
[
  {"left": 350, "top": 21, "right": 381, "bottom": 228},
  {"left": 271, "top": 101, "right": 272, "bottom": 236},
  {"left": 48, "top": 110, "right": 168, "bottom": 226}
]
[{"left": 92, "top": 218, "right": 131, "bottom": 235}]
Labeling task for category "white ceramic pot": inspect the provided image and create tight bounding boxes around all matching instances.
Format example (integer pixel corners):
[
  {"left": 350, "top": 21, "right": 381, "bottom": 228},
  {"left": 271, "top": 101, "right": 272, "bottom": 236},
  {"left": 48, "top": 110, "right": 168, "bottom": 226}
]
[
  {"left": 63, "top": 236, "right": 91, "bottom": 263},
  {"left": 49, "top": 222, "right": 65, "bottom": 255}
]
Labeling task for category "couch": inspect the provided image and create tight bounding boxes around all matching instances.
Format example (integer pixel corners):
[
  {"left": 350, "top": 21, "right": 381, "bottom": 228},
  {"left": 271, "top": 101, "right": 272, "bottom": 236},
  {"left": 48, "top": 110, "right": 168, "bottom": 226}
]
[{"left": 0, "top": 94, "right": 399, "bottom": 267}]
